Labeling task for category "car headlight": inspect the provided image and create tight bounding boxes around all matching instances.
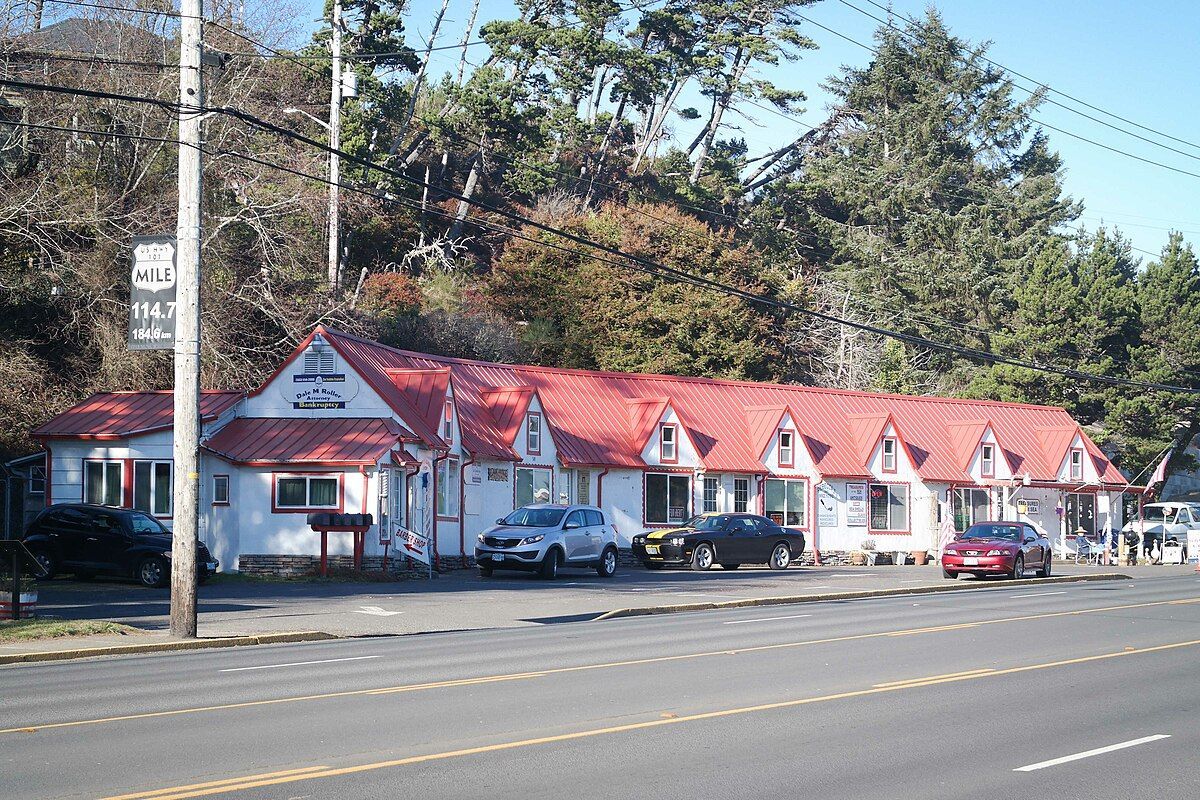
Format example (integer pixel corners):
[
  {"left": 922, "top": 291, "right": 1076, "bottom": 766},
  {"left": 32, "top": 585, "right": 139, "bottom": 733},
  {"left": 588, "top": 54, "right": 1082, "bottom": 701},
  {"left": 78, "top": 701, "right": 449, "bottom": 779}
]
[
  {"left": 669, "top": 537, "right": 685, "bottom": 546},
  {"left": 985, "top": 549, "right": 1007, "bottom": 557},
  {"left": 633, "top": 536, "right": 644, "bottom": 545},
  {"left": 477, "top": 533, "right": 486, "bottom": 543},
  {"left": 519, "top": 534, "right": 544, "bottom": 546},
  {"left": 161, "top": 552, "right": 172, "bottom": 558}
]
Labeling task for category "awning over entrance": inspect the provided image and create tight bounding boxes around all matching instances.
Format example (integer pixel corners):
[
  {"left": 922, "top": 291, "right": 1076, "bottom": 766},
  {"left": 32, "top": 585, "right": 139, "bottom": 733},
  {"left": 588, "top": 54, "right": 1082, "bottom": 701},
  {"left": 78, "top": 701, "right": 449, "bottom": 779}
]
[{"left": 203, "top": 417, "right": 415, "bottom": 466}]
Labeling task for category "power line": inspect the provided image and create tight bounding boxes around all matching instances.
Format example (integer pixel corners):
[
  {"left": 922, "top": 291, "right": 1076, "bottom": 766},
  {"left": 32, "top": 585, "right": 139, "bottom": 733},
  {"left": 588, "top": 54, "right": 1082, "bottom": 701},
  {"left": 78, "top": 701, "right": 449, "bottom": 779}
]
[
  {"left": 825, "top": 1, "right": 1200, "bottom": 177},
  {"left": 5, "top": 77, "right": 1195, "bottom": 396},
  {"left": 855, "top": 0, "right": 1200, "bottom": 154}
]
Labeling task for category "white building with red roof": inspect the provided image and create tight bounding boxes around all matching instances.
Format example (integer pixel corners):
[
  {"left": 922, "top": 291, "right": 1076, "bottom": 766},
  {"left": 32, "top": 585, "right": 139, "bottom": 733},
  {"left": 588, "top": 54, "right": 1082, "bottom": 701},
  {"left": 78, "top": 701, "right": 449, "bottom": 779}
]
[{"left": 28, "top": 326, "right": 1141, "bottom": 572}]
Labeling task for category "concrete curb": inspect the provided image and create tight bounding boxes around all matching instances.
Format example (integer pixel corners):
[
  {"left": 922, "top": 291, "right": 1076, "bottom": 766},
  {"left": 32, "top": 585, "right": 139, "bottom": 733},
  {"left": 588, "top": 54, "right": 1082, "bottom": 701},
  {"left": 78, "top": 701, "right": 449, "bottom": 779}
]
[
  {"left": 592, "top": 573, "right": 1132, "bottom": 622},
  {"left": 0, "top": 631, "right": 339, "bottom": 665}
]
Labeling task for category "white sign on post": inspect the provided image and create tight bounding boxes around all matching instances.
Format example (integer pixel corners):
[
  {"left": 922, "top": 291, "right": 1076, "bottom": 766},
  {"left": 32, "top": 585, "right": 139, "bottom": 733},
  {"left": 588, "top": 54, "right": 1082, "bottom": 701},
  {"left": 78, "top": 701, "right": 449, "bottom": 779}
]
[
  {"left": 127, "top": 236, "right": 177, "bottom": 350},
  {"left": 846, "top": 483, "right": 868, "bottom": 527},
  {"left": 397, "top": 524, "right": 431, "bottom": 565},
  {"left": 1188, "top": 530, "right": 1200, "bottom": 564}
]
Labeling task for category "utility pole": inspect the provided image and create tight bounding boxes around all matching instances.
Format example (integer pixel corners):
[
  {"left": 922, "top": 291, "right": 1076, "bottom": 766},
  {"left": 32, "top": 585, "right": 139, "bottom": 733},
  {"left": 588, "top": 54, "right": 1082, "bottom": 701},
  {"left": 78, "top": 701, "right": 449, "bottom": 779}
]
[
  {"left": 170, "top": 0, "right": 204, "bottom": 638},
  {"left": 327, "top": 0, "right": 343, "bottom": 294}
]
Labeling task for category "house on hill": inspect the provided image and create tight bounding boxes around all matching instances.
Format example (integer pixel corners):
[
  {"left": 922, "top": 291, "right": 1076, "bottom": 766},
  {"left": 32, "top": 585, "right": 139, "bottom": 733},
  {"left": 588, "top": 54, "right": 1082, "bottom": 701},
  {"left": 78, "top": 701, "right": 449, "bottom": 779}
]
[{"left": 25, "top": 327, "right": 1142, "bottom": 573}]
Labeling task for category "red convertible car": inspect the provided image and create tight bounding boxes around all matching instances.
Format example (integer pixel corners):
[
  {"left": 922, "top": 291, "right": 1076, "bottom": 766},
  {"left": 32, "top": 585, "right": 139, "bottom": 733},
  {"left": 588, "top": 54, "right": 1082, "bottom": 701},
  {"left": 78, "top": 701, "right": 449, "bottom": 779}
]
[{"left": 942, "top": 522, "right": 1051, "bottom": 580}]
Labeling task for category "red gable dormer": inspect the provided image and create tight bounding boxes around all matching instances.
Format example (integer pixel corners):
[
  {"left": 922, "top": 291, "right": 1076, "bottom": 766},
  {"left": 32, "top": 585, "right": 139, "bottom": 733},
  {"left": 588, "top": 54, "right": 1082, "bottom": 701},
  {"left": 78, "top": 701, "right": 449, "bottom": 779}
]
[
  {"left": 1035, "top": 426, "right": 1079, "bottom": 478},
  {"left": 626, "top": 397, "right": 672, "bottom": 454},
  {"left": 947, "top": 419, "right": 1015, "bottom": 478},
  {"left": 479, "top": 385, "right": 538, "bottom": 456},
  {"left": 744, "top": 404, "right": 815, "bottom": 470},
  {"left": 847, "top": 412, "right": 919, "bottom": 475},
  {"left": 385, "top": 367, "right": 452, "bottom": 437}
]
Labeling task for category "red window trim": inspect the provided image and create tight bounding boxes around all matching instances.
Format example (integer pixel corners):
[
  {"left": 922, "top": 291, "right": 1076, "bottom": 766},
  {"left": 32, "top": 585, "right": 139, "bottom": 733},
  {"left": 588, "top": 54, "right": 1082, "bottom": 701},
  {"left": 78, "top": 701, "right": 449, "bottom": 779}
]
[
  {"left": 659, "top": 424, "right": 678, "bottom": 464},
  {"left": 763, "top": 475, "right": 811, "bottom": 531},
  {"left": 881, "top": 437, "right": 898, "bottom": 474},
  {"left": 980, "top": 443, "right": 995, "bottom": 478},
  {"left": 867, "top": 480, "right": 910, "bottom": 535},
  {"left": 271, "top": 471, "right": 345, "bottom": 514},
  {"left": 512, "top": 463, "right": 554, "bottom": 510},
  {"left": 778, "top": 429, "right": 795, "bottom": 468},
  {"left": 1069, "top": 447, "right": 1084, "bottom": 480},
  {"left": 437, "top": 456, "right": 462, "bottom": 521},
  {"left": 642, "top": 471, "right": 691, "bottom": 526},
  {"left": 212, "top": 473, "right": 231, "bottom": 506},
  {"left": 526, "top": 411, "right": 542, "bottom": 456}
]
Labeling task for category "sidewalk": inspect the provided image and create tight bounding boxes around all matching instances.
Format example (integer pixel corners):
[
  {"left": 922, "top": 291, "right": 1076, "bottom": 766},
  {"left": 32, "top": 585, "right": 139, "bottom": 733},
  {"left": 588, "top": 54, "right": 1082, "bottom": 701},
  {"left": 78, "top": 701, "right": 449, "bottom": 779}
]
[{"left": 0, "top": 629, "right": 336, "bottom": 665}]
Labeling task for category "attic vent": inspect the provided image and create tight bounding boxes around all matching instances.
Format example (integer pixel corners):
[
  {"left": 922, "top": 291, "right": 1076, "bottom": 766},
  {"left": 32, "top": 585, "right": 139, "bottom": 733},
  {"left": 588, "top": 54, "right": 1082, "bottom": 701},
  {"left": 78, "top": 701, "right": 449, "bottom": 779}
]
[{"left": 303, "top": 348, "right": 336, "bottom": 375}]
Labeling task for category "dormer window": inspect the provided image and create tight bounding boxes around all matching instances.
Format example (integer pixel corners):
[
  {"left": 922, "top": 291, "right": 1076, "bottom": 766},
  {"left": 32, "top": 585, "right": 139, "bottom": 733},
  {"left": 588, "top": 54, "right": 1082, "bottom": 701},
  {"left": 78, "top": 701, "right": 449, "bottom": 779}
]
[
  {"left": 881, "top": 437, "right": 897, "bottom": 473},
  {"left": 443, "top": 400, "right": 454, "bottom": 442},
  {"left": 526, "top": 412, "right": 542, "bottom": 455},
  {"left": 779, "top": 430, "right": 794, "bottom": 467},
  {"left": 1069, "top": 448, "right": 1083, "bottom": 481},
  {"left": 660, "top": 424, "right": 677, "bottom": 462},
  {"left": 981, "top": 444, "right": 995, "bottom": 477},
  {"left": 302, "top": 344, "right": 335, "bottom": 375}
]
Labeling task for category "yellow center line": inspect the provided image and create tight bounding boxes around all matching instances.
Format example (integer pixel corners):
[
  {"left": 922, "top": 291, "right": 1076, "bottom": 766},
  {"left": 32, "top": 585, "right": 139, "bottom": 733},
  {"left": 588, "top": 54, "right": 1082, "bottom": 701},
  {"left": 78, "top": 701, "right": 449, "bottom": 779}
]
[
  {"left": 99, "top": 637, "right": 1200, "bottom": 800},
  {"left": 873, "top": 668, "right": 993, "bottom": 687},
  {"left": 4, "top": 594, "right": 1196, "bottom": 736},
  {"left": 100, "top": 767, "right": 332, "bottom": 800}
]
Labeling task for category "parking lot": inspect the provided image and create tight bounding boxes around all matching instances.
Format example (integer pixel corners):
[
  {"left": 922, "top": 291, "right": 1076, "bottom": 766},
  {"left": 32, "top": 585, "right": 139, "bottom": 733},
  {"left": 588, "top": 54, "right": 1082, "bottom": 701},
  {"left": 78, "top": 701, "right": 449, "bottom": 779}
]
[{"left": 27, "top": 561, "right": 1180, "bottom": 638}]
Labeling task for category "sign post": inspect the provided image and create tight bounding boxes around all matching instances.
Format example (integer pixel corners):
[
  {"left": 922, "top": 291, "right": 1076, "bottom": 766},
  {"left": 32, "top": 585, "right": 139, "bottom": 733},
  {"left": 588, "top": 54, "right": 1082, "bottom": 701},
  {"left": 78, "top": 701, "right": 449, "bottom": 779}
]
[{"left": 127, "top": 236, "right": 178, "bottom": 351}]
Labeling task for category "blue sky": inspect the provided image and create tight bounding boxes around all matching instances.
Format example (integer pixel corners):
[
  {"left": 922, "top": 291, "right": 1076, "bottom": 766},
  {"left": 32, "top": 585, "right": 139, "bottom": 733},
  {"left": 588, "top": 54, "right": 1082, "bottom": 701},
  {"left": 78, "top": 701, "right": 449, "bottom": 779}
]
[{"left": 368, "top": 0, "right": 1200, "bottom": 261}]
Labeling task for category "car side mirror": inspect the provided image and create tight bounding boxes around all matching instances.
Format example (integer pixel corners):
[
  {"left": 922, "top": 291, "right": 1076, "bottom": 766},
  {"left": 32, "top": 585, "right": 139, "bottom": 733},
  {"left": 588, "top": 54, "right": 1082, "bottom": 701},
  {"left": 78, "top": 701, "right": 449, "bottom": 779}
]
[
  {"left": 1024, "top": 536, "right": 1036, "bottom": 544},
  {"left": 564, "top": 521, "right": 581, "bottom": 530},
  {"left": 495, "top": 518, "right": 506, "bottom": 525}
]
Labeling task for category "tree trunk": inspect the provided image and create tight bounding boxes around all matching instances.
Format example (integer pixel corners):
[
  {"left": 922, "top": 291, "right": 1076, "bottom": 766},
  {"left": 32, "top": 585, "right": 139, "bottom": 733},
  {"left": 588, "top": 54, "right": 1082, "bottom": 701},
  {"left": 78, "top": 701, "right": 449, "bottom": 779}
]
[
  {"left": 689, "top": 51, "right": 749, "bottom": 185},
  {"left": 396, "top": 0, "right": 450, "bottom": 143},
  {"left": 632, "top": 78, "right": 686, "bottom": 172},
  {"left": 449, "top": 150, "right": 482, "bottom": 239}
]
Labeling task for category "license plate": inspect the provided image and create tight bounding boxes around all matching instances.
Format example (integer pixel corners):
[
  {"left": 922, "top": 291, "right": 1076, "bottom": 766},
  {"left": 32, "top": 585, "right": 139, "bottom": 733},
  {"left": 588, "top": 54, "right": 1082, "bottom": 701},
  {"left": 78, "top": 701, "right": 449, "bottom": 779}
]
[
  {"left": 645, "top": 545, "right": 660, "bottom": 555},
  {"left": 206, "top": 561, "right": 218, "bottom": 570},
  {"left": 963, "top": 557, "right": 979, "bottom": 566},
  {"left": 491, "top": 554, "right": 504, "bottom": 562}
]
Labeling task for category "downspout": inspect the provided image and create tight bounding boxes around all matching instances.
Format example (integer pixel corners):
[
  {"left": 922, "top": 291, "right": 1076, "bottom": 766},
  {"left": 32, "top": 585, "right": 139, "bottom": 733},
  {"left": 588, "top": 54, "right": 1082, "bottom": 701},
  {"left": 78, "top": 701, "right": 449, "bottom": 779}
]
[
  {"left": 596, "top": 467, "right": 609, "bottom": 507},
  {"left": 359, "top": 465, "right": 370, "bottom": 568},
  {"left": 459, "top": 454, "right": 476, "bottom": 561},
  {"left": 43, "top": 445, "right": 52, "bottom": 506}
]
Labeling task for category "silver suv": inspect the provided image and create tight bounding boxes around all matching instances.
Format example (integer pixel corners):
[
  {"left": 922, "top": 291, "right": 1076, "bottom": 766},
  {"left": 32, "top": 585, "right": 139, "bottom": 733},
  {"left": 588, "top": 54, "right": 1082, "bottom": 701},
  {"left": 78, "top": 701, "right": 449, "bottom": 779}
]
[{"left": 475, "top": 504, "right": 619, "bottom": 579}]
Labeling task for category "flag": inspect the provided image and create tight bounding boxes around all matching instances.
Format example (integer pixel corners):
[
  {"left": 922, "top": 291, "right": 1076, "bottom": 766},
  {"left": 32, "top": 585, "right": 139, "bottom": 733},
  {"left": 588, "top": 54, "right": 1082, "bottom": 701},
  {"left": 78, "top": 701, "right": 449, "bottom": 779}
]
[{"left": 1149, "top": 451, "right": 1171, "bottom": 488}]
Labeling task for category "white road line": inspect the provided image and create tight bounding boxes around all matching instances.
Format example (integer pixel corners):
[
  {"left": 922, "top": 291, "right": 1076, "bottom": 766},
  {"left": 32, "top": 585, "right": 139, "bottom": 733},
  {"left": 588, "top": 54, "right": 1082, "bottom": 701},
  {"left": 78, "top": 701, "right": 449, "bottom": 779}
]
[
  {"left": 1010, "top": 591, "right": 1068, "bottom": 599},
  {"left": 220, "top": 656, "right": 381, "bottom": 673},
  {"left": 723, "top": 614, "right": 813, "bottom": 625},
  {"left": 1014, "top": 735, "right": 1170, "bottom": 772}
]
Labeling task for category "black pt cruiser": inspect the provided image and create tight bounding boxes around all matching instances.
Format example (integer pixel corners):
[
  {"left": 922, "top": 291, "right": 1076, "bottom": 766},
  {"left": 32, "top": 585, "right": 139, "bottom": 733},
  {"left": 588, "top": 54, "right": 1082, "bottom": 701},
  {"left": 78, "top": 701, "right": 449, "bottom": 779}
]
[{"left": 631, "top": 512, "right": 805, "bottom": 571}]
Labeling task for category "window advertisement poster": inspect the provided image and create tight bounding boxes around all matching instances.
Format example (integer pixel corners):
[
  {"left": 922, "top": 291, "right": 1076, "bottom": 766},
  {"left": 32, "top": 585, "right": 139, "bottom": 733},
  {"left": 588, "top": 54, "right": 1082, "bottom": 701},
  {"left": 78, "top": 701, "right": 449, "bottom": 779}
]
[
  {"left": 846, "top": 482, "right": 868, "bottom": 527},
  {"left": 127, "top": 235, "right": 177, "bottom": 351},
  {"left": 817, "top": 482, "right": 839, "bottom": 527}
]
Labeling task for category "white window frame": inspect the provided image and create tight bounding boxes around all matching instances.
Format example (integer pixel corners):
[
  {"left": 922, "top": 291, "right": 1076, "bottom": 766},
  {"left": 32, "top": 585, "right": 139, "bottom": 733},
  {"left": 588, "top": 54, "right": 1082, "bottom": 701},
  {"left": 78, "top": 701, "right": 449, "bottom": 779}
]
[
  {"left": 28, "top": 464, "right": 46, "bottom": 496},
  {"left": 443, "top": 400, "right": 454, "bottom": 442},
  {"left": 703, "top": 476, "right": 719, "bottom": 513},
  {"left": 659, "top": 424, "right": 677, "bottom": 462},
  {"left": 133, "top": 460, "right": 173, "bottom": 517},
  {"left": 212, "top": 474, "right": 230, "bottom": 505},
  {"left": 765, "top": 478, "right": 808, "bottom": 528},
  {"left": 1069, "top": 448, "right": 1084, "bottom": 481},
  {"left": 526, "top": 412, "right": 542, "bottom": 455},
  {"left": 733, "top": 477, "right": 750, "bottom": 513},
  {"left": 437, "top": 457, "right": 461, "bottom": 518},
  {"left": 778, "top": 431, "right": 794, "bottom": 467},
  {"left": 869, "top": 483, "right": 909, "bottom": 532},
  {"left": 881, "top": 437, "right": 897, "bottom": 473},
  {"left": 645, "top": 472, "right": 691, "bottom": 524},
  {"left": 515, "top": 465, "right": 553, "bottom": 507},
  {"left": 84, "top": 460, "right": 123, "bottom": 507},
  {"left": 274, "top": 473, "right": 341, "bottom": 511},
  {"left": 980, "top": 444, "right": 995, "bottom": 477}
]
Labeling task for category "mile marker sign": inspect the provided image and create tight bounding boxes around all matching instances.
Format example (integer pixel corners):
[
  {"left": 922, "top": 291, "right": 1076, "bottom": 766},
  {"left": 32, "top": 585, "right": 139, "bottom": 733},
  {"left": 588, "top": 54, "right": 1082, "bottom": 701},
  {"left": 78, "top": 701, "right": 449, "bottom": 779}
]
[{"left": 127, "top": 235, "right": 178, "bottom": 351}]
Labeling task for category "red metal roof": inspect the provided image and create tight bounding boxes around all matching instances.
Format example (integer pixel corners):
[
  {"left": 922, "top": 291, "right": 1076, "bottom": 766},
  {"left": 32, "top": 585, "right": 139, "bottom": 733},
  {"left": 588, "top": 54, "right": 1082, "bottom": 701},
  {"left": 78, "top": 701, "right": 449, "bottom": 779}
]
[
  {"left": 947, "top": 420, "right": 991, "bottom": 470},
  {"left": 311, "top": 327, "right": 1129, "bottom": 486},
  {"left": 744, "top": 405, "right": 789, "bottom": 461},
  {"left": 33, "top": 391, "right": 242, "bottom": 439},
  {"left": 479, "top": 386, "right": 536, "bottom": 456},
  {"left": 204, "top": 417, "right": 413, "bottom": 465}
]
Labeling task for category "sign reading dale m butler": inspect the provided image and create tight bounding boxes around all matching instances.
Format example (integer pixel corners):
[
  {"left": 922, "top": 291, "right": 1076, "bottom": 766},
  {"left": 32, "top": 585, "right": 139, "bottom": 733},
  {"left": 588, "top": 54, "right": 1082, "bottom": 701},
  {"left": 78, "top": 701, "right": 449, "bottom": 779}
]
[{"left": 127, "top": 235, "right": 177, "bottom": 350}]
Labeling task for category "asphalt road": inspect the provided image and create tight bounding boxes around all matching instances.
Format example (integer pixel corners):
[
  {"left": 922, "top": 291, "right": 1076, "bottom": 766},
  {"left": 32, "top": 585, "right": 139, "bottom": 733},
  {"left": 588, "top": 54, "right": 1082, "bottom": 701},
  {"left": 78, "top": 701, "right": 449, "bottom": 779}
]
[
  {"left": 5, "top": 573, "right": 1200, "bottom": 799},
  {"left": 30, "top": 563, "right": 1187, "bottom": 636}
]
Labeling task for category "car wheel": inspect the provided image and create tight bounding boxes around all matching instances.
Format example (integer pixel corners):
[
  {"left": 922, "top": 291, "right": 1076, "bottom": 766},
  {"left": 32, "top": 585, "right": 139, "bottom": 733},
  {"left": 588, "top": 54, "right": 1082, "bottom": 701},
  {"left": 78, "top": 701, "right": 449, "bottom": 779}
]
[
  {"left": 768, "top": 543, "right": 791, "bottom": 570},
  {"left": 478, "top": 564, "right": 493, "bottom": 577},
  {"left": 137, "top": 556, "right": 168, "bottom": 588},
  {"left": 28, "top": 549, "right": 56, "bottom": 580},
  {"left": 1010, "top": 554, "right": 1024, "bottom": 580},
  {"left": 942, "top": 567, "right": 956, "bottom": 579},
  {"left": 538, "top": 549, "right": 561, "bottom": 580},
  {"left": 1035, "top": 554, "right": 1051, "bottom": 578},
  {"left": 720, "top": 563, "right": 741, "bottom": 570},
  {"left": 691, "top": 543, "right": 714, "bottom": 571},
  {"left": 642, "top": 561, "right": 663, "bottom": 570},
  {"left": 596, "top": 547, "right": 618, "bottom": 578}
]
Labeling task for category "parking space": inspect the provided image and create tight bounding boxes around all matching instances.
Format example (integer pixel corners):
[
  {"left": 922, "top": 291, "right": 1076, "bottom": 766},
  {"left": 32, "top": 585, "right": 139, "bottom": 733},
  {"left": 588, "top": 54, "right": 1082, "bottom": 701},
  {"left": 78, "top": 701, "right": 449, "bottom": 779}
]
[{"left": 28, "top": 562, "right": 1181, "bottom": 638}]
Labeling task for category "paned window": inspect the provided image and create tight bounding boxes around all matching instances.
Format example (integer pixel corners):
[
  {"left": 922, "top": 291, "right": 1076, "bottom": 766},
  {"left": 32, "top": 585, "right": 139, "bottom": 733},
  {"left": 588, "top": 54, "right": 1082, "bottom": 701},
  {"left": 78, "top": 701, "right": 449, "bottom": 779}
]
[
  {"left": 869, "top": 483, "right": 908, "bottom": 531},
  {"left": 646, "top": 473, "right": 690, "bottom": 524},
  {"left": 765, "top": 479, "right": 807, "bottom": 526},
  {"left": 84, "top": 461, "right": 123, "bottom": 507}
]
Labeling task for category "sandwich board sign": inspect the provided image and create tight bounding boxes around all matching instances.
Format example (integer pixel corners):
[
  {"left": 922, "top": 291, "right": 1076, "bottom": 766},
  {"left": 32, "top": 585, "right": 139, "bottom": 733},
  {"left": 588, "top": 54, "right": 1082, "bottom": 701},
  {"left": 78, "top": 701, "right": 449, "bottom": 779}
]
[{"left": 127, "top": 235, "right": 177, "bottom": 351}]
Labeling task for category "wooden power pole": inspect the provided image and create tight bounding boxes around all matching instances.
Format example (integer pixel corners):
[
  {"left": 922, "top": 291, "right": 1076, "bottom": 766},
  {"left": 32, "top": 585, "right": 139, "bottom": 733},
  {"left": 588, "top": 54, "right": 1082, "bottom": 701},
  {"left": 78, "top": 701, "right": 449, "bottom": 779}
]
[
  {"left": 170, "top": 0, "right": 204, "bottom": 638},
  {"left": 327, "top": 0, "right": 343, "bottom": 294}
]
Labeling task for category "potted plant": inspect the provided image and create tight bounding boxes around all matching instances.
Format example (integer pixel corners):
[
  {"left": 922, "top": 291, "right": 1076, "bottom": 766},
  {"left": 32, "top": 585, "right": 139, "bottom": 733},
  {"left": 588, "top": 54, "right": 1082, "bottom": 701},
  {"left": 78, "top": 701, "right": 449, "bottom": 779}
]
[
  {"left": 912, "top": 548, "right": 929, "bottom": 566},
  {"left": 0, "top": 574, "right": 37, "bottom": 620}
]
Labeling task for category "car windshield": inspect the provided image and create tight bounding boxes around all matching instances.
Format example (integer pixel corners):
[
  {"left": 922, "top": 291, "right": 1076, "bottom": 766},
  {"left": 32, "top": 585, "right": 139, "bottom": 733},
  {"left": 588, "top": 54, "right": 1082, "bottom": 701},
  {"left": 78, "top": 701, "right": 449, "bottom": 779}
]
[
  {"left": 502, "top": 507, "right": 566, "bottom": 527},
  {"left": 959, "top": 523, "right": 1023, "bottom": 542},
  {"left": 683, "top": 515, "right": 731, "bottom": 530},
  {"left": 1138, "top": 507, "right": 1172, "bottom": 523},
  {"left": 128, "top": 512, "right": 168, "bottom": 536}
]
